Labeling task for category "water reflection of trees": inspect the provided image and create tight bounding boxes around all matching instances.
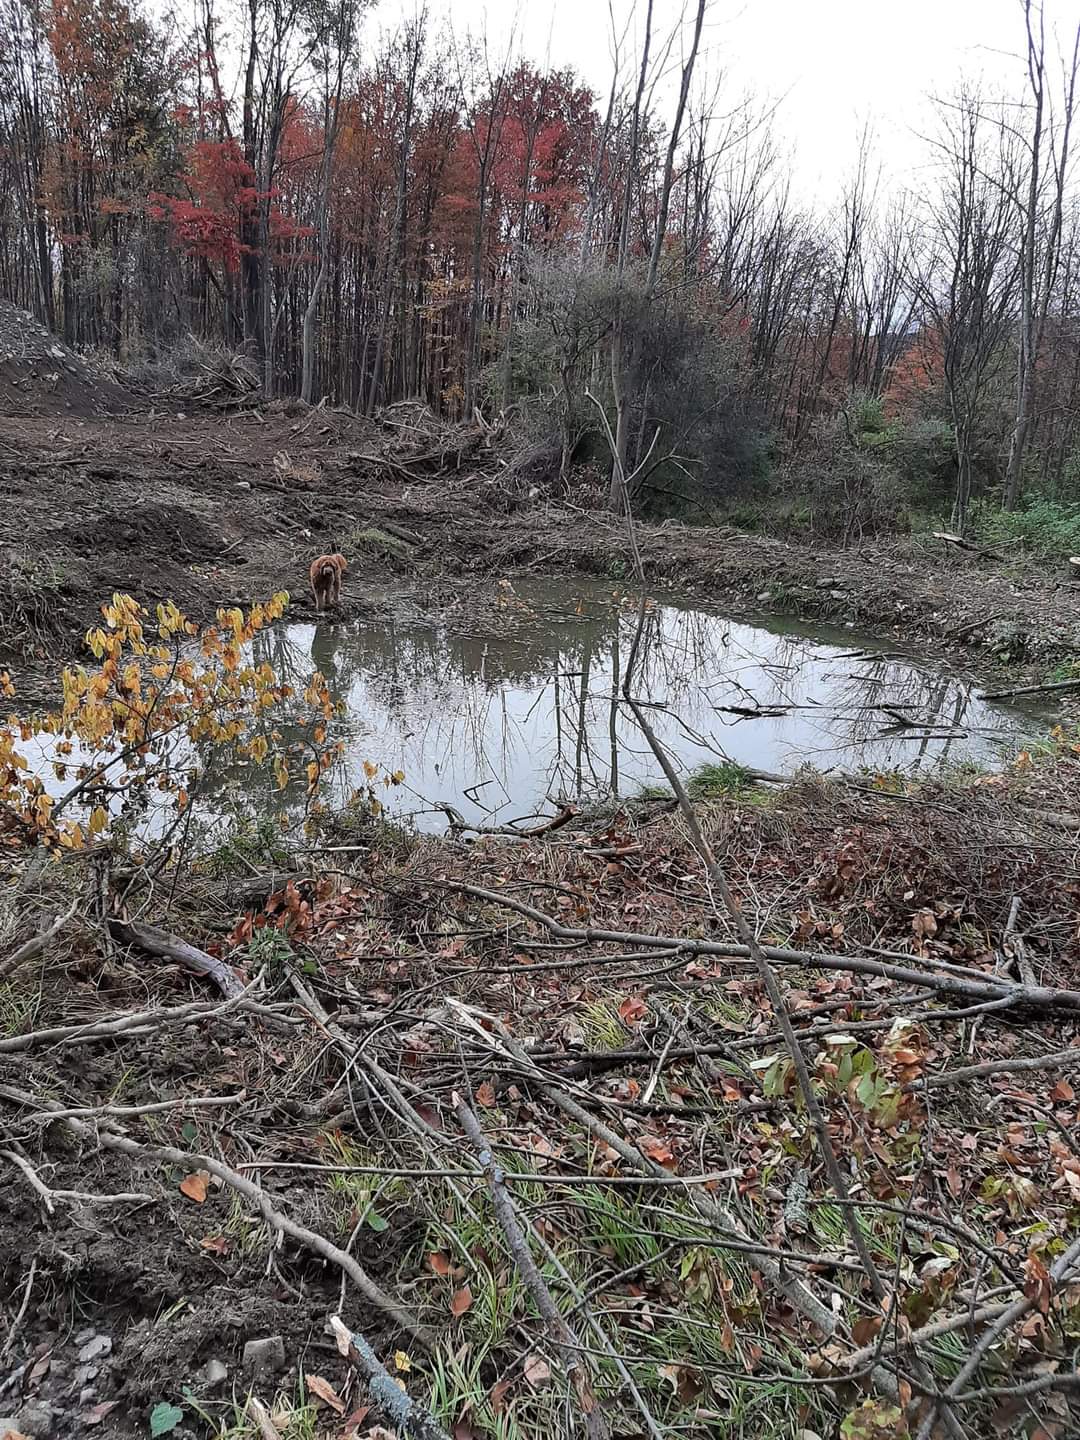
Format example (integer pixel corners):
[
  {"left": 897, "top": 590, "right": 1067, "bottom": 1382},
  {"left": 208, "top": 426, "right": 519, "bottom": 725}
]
[
  {"left": 274, "top": 586, "right": 1029, "bottom": 829},
  {"left": 20, "top": 589, "right": 1030, "bottom": 838}
]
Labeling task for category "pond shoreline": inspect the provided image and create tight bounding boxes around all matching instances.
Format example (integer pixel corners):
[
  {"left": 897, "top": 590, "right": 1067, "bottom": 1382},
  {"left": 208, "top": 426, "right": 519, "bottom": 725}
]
[{"left": 2, "top": 406, "right": 1078, "bottom": 710}]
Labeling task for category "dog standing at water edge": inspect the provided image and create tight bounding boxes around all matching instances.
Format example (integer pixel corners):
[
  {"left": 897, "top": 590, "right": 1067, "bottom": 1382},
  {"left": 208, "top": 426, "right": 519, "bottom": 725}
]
[{"left": 309, "top": 552, "right": 347, "bottom": 612}]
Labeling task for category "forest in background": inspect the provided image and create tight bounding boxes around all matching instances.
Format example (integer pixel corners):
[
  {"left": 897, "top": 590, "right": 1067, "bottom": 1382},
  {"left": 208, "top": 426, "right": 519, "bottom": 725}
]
[{"left": 1, "top": 0, "right": 1080, "bottom": 537}]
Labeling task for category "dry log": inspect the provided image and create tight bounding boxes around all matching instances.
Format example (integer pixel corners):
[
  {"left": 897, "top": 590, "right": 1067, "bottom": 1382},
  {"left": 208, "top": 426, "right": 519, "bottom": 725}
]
[{"left": 932, "top": 531, "right": 1005, "bottom": 560}]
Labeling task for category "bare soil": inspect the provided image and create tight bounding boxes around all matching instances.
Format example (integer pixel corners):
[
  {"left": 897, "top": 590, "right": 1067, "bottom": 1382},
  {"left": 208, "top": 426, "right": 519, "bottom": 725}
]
[{"left": 2, "top": 396, "right": 1079, "bottom": 698}]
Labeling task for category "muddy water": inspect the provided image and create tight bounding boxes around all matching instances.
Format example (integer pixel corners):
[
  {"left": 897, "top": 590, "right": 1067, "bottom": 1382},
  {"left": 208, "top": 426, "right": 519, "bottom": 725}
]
[
  {"left": 15, "top": 579, "right": 1046, "bottom": 840},
  {"left": 272, "top": 578, "right": 1043, "bottom": 833}
]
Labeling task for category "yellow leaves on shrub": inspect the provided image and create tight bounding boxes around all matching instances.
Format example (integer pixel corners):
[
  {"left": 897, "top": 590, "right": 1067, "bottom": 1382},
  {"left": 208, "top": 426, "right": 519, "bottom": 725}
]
[{"left": 0, "top": 590, "right": 354, "bottom": 852}]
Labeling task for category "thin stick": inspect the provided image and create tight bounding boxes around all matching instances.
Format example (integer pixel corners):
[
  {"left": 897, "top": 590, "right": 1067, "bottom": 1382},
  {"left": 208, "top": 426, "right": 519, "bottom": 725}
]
[
  {"left": 0, "top": 1259, "right": 36, "bottom": 1359},
  {"left": 454, "top": 1094, "right": 608, "bottom": 1440}
]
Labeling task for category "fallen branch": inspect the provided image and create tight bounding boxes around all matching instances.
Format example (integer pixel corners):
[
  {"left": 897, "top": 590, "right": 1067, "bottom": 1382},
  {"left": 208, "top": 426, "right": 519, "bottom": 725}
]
[
  {"left": 0, "top": 902, "right": 78, "bottom": 982},
  {"left": 108, "top": 917, "right": 244, "bottom": 998},
  {"left": 978, "top": 676, "right": 1080, "bottom": 701},
  {"left": 910, "top": 1045, "right": 1080, "bottom": 1091},
  {"left": 449, "top": 882, "right": 1080, "bottom": 1014},
  {"left": 0, "top": 1083, "right": 432, "bottom": 1349},
  {"left": 454, "top": 1094, "right": 608, "bottom": 1440},
  {"left": 0, "top": 974, "right": 278, "bottom": 1055},
  {"left": 1, "top": 1149, "right": 154, "bottom": 1211}
]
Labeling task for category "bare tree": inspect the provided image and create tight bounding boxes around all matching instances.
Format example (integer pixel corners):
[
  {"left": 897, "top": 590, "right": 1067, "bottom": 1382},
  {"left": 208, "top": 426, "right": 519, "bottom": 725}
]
[
  {"left": 1003, "top": 0, "right": 1080, "bottom": 508},
  {"left": 301, "top": 0, "right": 360, "bottom": 405},
  {"left": 366, "top": 15, "right": 424, "bottom": 415},
  {"left": 917, "top": 88, "right": 1020, "bottom": 533}
]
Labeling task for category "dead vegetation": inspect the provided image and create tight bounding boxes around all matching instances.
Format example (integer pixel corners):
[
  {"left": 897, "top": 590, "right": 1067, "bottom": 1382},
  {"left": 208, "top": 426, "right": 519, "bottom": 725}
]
[{"left": 2, "top": 742, "right": 1080, "bottom": 1439}]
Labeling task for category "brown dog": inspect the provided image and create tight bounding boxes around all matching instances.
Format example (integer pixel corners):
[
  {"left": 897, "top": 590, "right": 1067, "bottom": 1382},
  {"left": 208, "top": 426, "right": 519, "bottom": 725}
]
[{"left": 309, "top": 552, "right": 347, "bottom": 612}]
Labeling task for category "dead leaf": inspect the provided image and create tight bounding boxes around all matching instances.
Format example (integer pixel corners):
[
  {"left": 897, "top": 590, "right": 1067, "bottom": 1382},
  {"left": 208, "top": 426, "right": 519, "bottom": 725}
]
[
  {"left": 1024, "top": 1252, "right": 1052, "bottom": 1316},
  {"left": 490, "top": 1377, "right": 513, "bottom": 1413},
  {"left": 475, "top": 1080, "right": 497, "bottom": 1108},
  {"left": 179, "top": 1170, "right": 210, "bottom": 1202},
  {"left": 639, "top": 1134, "right": 676, "bottom": 1168},
  {"left": 306, "top": 1374, "right": 344, "bottom": 1414},
  {"left": 523, "top": 1353, "right": 551, "bottom": 1388},
  {"left": 618, "top": 996, "right": 648, "bottom": 1025},
  {"left": 1051, "top": 1079, "right": 1075, "bottom": 1103},
  {"left": 428, "top": 1251, "right": 452, "bottom": 1276},
  {"left": 450, "top": 1284, "right": 473, "bottom": 1317},
  {"left": 82, "top": 1402, "right": 119, "bottom": 1427}
]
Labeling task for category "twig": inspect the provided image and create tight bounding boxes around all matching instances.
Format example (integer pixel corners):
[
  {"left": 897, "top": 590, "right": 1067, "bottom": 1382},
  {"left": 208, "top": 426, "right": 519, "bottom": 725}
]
[
  {"left": 1002, "top": 895, "right": 1037, "bottom": 987},
  {"left": 455, "top": 1094, "right": 608, "bottom": 1439},
  {"left": 25, "top": 1094, "right": 246, "bottom": 1122},
  {"left": 232, "top": 1160, "right": 737, "bottom": 1186},
  {"left": 0, "top": 1259, "right": 36, "bottom": 1359},
  {"left": 330, "top": 1315, "right": 451, "bottom": 1440},
  {"left": 246, "top": 1396, "right": 284, "bottom": 1440}
]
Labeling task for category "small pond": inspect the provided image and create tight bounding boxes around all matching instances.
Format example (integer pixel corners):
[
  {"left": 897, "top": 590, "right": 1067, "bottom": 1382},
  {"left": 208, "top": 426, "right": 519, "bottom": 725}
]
[
  {"left": 283, "top": 578, "right": 1044, "bottom": 832},
  {"left": 14, "top": 579, "right": 1048, "bottom": 840}
]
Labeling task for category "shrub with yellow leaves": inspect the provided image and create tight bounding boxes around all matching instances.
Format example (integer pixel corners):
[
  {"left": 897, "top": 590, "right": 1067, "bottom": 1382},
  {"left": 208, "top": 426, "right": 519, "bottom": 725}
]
[{"left": 0, "top": 590, "right": 341, "bottom": 853}]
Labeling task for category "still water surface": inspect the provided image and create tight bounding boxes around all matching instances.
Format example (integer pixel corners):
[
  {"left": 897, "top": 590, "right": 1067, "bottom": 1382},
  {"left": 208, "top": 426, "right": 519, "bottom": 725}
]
[
  {"left": 17, "top": 580, "right": 1046, "bottom": 838},
  {"left": 293, "top": 579, "right": 1043, "bottom": 832}
]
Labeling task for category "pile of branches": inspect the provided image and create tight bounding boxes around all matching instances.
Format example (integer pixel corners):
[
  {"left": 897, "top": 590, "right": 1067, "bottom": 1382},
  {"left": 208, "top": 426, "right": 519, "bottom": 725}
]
[
  {"left": 150, "top": 340, "right": 262, "bottom": 411},
  {"left": 3, "top": 745, "right": 1080, "bottom": 1438},
  {"left": 350, "top": 404, "right": 513, "bottom": 491}
]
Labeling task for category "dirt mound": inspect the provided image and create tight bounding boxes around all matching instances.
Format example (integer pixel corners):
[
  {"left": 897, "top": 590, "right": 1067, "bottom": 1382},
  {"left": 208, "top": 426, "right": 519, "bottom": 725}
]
[
  {"left": 57, "top": 501, "right": 226, "bottom": 563},
  {"left": 0, "top": 301, "right": 132, "bottom": 418}
]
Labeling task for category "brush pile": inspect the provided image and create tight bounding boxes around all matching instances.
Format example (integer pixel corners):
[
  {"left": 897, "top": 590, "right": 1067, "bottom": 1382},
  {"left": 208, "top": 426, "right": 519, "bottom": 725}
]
[{"left": 2, "top": 747, "right": 1080, "bottom": 1439}]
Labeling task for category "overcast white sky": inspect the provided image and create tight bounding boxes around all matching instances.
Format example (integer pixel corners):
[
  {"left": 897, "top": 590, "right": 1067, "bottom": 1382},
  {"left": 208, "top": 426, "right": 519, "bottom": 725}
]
[{"left": 369, "top": 0, "right": 1079, "bottom": 204}]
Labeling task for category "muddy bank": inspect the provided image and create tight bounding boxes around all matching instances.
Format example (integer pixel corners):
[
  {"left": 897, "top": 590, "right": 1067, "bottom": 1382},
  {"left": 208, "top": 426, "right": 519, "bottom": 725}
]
[{"left": 2, "top": 404, "right": 1078, "bottom": 694}]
